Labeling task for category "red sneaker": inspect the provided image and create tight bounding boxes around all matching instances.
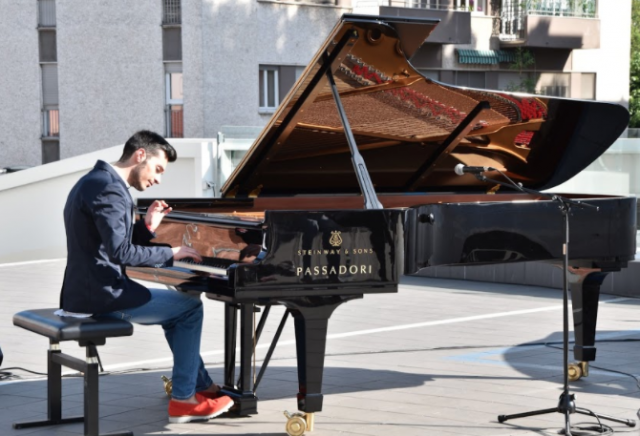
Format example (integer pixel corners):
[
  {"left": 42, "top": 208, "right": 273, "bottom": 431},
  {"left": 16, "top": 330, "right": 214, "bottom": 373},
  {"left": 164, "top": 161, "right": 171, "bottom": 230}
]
[
  {"left": 168, "top": 395, "right": 234, "bottom": 423},
  {"left": 197, "top": 385, "right": 223, "bottom": 400}
]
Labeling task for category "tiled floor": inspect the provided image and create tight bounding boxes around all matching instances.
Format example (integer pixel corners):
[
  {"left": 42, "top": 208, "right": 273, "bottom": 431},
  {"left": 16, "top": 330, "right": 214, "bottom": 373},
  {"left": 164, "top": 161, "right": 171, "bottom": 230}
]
[{"left": 1, "top": 259, "right": 639, "bottom": 435}]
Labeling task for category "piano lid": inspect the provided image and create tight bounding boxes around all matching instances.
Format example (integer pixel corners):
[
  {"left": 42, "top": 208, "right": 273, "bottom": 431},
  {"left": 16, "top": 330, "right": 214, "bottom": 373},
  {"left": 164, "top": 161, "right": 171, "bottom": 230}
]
[{"left": 221, "top": 14, "right": 630, "bottom": 198}]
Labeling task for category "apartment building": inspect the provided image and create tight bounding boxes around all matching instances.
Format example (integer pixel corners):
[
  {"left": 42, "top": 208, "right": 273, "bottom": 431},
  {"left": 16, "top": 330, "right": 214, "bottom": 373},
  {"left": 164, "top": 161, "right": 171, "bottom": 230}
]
[{"left": 0, "top": 0, "right": 631, "bottom": 168}]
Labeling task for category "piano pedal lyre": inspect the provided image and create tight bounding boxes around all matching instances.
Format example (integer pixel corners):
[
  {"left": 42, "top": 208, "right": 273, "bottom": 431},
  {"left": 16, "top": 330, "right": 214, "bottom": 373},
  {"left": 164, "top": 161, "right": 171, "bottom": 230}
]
[
  {"left": 283, "top": 411, "right": 314, "bottom": 436},
  {"left": 568, "top": 361, "right": 589, "bottom": 381}
]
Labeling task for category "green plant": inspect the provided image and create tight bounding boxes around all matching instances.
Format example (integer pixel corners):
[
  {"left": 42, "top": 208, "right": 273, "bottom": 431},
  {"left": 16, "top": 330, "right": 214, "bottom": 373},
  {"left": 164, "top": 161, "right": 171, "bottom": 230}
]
[
  {"left": 631, "top": 0, "right": 640, "bottom": 127},
  {"left": 507, "top": 48, "right": 536, "bottom": 93},
  {"left": 630, "top": 51, "right": 640, "bottom": 128}
]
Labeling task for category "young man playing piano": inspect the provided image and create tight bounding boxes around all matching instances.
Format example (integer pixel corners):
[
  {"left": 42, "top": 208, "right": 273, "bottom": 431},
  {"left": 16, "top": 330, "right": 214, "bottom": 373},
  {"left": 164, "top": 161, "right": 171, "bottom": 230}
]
[{"left": 59, "top": 130, "right": 233, "bottom": 423}]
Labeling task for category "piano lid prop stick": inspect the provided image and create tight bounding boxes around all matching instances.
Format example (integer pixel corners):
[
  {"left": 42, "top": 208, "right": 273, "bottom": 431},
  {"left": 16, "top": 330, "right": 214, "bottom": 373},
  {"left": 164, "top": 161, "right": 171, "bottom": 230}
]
[{"left": 325, "top": 67, "right": 383, "bottom": 210}]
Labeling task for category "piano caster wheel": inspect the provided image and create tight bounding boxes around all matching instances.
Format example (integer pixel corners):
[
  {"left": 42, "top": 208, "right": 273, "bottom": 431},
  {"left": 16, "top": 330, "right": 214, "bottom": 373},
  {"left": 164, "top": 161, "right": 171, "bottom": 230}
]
[
  {"left": 568, "top": 363, "right": 582, "bottom": 381},
  {"left": 568, "top": 361, "right": 589, "bottom": 381},
  {"left": 284, "top": 411, "right": 311, "bottom": 436},
  {"left": 161, "top": 375, "right": 173, "bottom": 397}
]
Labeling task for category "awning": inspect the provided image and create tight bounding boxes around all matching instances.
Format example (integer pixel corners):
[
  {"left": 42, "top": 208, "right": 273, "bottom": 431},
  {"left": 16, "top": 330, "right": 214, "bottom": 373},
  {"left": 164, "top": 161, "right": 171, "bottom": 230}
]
[{"left": 456, "top": 49, "right": 516, "bottom": 65}]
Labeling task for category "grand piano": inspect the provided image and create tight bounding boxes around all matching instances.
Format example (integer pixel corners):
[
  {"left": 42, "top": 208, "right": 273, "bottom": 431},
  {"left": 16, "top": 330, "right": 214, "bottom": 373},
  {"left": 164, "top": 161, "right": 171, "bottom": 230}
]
[{"left": 128, "top": 13, "right": 636, "bottom": 434}]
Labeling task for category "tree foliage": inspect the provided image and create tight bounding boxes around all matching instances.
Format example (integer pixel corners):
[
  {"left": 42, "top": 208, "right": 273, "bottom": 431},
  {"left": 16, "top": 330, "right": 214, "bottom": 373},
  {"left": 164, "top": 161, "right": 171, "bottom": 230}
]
[
  {"left": 630, "top": 0, "right": 640, "bottom": 127},
  {"left": 506, "top": 48, "right": 536, "bottom": 93}
]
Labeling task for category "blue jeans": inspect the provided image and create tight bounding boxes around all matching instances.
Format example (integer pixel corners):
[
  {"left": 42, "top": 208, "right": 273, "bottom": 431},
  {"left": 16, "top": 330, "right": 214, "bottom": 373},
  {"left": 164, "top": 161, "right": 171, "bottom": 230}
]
[{"left": 103, "top": 288, "right": 214, "bottom": 400}]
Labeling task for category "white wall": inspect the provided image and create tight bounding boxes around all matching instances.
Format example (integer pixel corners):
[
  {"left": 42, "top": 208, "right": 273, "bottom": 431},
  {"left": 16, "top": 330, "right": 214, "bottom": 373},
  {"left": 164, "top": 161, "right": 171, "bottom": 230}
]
[
  {"left": 198, "top": 0, "right": 349, "bottom": 138},
  {"left": 0, "top": 0, "right": 42, "bottom": 166},
  {"left": 182, "top": 0, "right": 206, "bottom": 138},
  {"left": 56, "top": 0, "right": 166, "bottom": 158},
  {"left": 0, "top": 139, "right": 215, "bottom": 264},
  {"left": 571, "top": 0, "right": 632, "bottom": 106}
]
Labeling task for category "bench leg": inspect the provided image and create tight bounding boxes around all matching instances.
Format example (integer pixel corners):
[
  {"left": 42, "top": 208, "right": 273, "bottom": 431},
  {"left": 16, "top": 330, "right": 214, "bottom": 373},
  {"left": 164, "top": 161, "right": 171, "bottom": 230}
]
[
  {"left": 13, "top": 343, "right": 84, "bottom": 429},
  {"left": 13, "top": 342, "right": 133, "bottom": 436},
  {"left": 79, "top": 344, "right": 132, "bottom": 436}
]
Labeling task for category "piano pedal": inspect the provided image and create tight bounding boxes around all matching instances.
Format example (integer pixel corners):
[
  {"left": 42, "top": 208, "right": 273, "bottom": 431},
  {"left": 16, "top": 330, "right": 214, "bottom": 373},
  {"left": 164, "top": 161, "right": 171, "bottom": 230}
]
[
  {"left": 283, "top": 411, "right": 314, "bottom": 436},
  {"left": 161, "top": 375, "right": 173, "bottom": 397}
]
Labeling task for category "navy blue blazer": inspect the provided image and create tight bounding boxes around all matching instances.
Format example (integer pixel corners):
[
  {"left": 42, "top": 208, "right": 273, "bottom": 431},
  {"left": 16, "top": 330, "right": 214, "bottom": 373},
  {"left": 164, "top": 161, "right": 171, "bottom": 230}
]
[{"left": 60, "top": 160, "right": 174, "bottom": 314}]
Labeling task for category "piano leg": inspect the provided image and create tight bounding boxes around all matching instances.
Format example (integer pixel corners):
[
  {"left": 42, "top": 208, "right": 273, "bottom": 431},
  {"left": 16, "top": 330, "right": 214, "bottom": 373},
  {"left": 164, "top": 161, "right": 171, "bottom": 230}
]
[
  {"left": 283, "top": 295, "right": 361, "bottom": 413},
  {"left": 221, "top": 303, "right": 258, "bottom": 416},
  {"left": 568, "top": 269, "right": 608, "bottom": 365},
  {"left": 223, "top": 303, "right": 237, "bottom": 390}
]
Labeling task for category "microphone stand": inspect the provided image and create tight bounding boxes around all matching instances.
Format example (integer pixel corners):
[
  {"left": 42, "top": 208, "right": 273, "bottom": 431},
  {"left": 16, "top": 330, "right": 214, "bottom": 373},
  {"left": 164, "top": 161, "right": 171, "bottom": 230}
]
[{"left": 472, "top": 170, "right": 636, "bottom": 435}]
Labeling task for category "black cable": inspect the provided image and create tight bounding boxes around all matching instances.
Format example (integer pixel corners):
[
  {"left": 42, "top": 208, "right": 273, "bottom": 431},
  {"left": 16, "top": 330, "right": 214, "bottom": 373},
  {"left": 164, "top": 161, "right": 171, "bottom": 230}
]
[
  {"left": 0, "top": 367, "right": 48, "bottom": 381},
  {"left": 569, "top": 420, "right": 614, "bottom": 436}
]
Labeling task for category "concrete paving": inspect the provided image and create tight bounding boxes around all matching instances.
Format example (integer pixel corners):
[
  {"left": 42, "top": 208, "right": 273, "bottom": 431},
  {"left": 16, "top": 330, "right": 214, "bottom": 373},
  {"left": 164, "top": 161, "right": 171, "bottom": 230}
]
[{"left": 0, "top": 258, "right": 639, "bottom": 436}]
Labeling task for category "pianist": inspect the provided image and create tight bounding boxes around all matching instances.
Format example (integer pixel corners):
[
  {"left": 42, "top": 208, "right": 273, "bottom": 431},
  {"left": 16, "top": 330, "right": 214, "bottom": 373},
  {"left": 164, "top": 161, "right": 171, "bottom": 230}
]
[{"left": 59, "top": 130, "right": 233, "bottom": 423}]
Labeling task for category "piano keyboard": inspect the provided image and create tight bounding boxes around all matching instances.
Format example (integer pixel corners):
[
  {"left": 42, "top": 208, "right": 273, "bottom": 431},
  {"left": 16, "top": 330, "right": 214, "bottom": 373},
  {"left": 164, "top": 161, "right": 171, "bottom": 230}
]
[{"left": 173, "top": 256, "right": 237, "bottom": 276}]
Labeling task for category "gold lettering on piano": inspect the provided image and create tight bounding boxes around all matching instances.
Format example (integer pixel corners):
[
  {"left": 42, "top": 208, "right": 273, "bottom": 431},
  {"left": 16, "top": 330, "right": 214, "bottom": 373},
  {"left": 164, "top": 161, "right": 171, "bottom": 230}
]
[
  {"left": 329, "top": 231, "right": 342, "bottom": 247},
  {"left": 296, "top": 265, "right": 373, "bottom": 276},
  {"left": 296, "top": 248, "right": 374, "bottom": 255},
  {"left": 294, "top": 235, "right": 375, "bottom": 277}
]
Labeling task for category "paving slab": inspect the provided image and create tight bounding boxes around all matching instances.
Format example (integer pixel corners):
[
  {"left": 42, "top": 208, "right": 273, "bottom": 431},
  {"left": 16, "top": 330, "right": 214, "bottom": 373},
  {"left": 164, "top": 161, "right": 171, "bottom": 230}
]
[{"left": 1, "top": 259, "right": 639, "bottom": 436}]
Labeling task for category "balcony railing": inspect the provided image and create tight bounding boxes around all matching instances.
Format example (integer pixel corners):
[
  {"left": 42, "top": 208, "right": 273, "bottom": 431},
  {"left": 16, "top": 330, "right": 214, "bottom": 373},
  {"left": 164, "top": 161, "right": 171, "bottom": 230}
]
[
  {"left": 165, "top": 105, "right": 184, "bottom": 138},
  {"left": 163, "top": 0, "right": 181, "bottom": 25},
  {"left": 42, "top": 109, "right": 59, "bottom": 137},
  {"left": 500, "top": 0, "right": 597, "bottom": 40},
  {"left": 355, "top": 0, "right": 476, "bottom": 10}
]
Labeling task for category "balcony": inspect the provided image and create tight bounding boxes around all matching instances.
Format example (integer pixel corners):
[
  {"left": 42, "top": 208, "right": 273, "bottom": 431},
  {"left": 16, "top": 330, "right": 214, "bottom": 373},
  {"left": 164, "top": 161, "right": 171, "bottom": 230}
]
[
  {"left": 354, "top": 1, "right": 473, "bottom": 44},
  {"left": 499, "top": 0, "right": 600, "bottom": 49}
]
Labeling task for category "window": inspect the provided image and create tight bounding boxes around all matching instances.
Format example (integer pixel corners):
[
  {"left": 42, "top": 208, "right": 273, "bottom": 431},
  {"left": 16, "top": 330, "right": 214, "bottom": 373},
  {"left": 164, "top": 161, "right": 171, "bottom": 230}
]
[
  {"left": 165, "top": 65, "right": 183, "bottom": 138},
  {"left": 38, "top": 0, "right": 56, "bottom": 27},
  {"left": 498, "top": 71, "right": 537, "bottom": 93},
  {"left": 163, "top": 27, "right": 182, "bottom": 61},
  {"left": 259, "top": 66, "right": 278, "bottom": 111},
  {"left": 258, "top": 65, "right": 305, "bottom": 112},
  {"left": 39, "top": 30, "right": 57, "bottom": 62},
  {"left": 580, "top": 73, "right": 595, "bottom": 100},
  {"left": 408, "top": 0, "right": 485, "bottom": 11},
  {"left": 38, "top": 0, "right": 59, "bottom": 157},
  {"left": 163, "top": 0, "right": 181, "bottom": 25},
  {"left": 41, "top": 55, "right": 59, "bottom": 141},
  {"left": 454, "top": 71, "right": 485, "bottom": 88},
  {"left": 42, "top": 140, "right": 60, "bottom": 164},
  {"left": 537, "top": 72, "right": 570, "bottom": 97},
  {"left": 42, "top": 108, "right": 59, "bottom": 137}
]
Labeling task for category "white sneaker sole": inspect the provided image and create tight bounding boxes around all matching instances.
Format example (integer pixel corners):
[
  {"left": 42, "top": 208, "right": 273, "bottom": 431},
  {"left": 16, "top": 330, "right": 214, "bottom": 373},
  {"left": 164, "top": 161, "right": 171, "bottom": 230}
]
[{"left": 168, "top": 399, "right": 234, "bottom": 424}]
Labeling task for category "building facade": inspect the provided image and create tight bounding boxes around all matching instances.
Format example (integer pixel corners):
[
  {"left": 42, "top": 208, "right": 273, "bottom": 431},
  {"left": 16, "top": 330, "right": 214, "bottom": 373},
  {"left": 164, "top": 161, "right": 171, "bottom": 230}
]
[{"left": 0, "top": 0, "right": 631, "bottom": 168}]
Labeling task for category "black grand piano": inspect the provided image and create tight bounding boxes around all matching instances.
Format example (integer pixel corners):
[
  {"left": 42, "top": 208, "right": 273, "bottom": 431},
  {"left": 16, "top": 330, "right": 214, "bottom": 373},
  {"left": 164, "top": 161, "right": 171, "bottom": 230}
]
[{"left": 129, "top": 13, "right": 636, "bottom": 434}]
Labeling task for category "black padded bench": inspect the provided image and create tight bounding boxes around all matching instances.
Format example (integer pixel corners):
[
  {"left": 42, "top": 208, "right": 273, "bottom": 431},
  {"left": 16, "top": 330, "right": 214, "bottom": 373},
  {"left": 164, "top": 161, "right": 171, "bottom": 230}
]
[{"left": 12, "top": 308, "right": 134, "bottom": 436}]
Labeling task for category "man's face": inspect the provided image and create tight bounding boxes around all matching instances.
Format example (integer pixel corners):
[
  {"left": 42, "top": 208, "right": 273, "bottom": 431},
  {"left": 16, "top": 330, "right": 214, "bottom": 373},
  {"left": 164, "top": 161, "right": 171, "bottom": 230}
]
[{"left": 129, "top": 149, "right": 168, "bottom": 191}]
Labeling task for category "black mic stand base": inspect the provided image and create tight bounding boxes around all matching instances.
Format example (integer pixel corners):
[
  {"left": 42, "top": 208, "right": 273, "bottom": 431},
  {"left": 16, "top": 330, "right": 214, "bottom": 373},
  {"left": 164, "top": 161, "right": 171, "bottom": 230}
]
[{"left": 498, "top": 392, "right": 636, "bottom": 430}]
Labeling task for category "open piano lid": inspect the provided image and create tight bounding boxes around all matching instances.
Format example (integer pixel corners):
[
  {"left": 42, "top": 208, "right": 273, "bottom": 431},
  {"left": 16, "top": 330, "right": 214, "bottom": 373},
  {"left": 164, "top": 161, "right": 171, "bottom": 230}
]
[{"left": 222, "top": 14, "right": 630, "bottom": 198}]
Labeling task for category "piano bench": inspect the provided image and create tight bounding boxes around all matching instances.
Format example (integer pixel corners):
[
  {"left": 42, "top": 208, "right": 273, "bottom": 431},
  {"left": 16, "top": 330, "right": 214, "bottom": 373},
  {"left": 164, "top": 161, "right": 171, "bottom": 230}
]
[{"left": 12, "top": 308, "right": 134, "bottom": 436}]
